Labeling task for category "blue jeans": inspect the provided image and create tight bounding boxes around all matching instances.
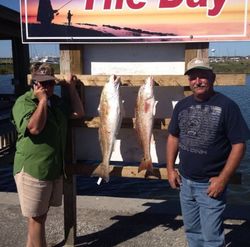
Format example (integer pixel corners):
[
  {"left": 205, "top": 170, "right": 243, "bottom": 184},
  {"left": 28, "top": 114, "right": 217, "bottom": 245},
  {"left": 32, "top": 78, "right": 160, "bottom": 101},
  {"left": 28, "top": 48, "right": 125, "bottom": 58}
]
[{"left": 180, "top": 176, "right": 226, "bottom": 247}]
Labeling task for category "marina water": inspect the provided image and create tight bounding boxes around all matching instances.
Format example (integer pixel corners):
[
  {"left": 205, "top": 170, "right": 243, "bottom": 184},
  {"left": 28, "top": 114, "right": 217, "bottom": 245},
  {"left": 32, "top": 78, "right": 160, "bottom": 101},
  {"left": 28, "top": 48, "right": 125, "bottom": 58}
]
[{"left": 1, "top": 75, "right": 250, "bottom": 205}]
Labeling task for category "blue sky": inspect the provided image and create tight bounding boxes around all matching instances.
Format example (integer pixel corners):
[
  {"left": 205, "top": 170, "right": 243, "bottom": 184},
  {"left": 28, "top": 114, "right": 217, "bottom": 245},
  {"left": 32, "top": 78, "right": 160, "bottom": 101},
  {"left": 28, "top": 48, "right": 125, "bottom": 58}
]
[{"left": 0, "top": 0, "right": 250, "bottom": 57}]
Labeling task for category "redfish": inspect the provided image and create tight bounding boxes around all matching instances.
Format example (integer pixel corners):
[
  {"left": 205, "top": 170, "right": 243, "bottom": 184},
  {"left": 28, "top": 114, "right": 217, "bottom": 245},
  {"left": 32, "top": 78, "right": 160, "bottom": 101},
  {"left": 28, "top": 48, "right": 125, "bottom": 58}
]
[
  {"left": 135, "top": 76, "right": 155, "bottom": 174},
  {"left": 92, "top": 75, "right": 122, "bottom": 182}
]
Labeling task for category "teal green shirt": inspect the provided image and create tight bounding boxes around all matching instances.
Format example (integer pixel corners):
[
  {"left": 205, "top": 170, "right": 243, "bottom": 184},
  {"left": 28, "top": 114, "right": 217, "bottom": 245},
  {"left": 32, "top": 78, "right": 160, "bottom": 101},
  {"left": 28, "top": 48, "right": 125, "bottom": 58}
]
[{"left": 11, "top": 90, "right": 69, "bottom": 180}]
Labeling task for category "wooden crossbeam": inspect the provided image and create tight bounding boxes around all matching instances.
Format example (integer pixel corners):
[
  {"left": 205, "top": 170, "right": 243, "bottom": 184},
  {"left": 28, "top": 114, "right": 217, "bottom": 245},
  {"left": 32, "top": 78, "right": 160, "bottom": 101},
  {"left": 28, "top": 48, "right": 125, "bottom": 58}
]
[
  {"left": 70, "top": 74, "right": 246, "bottom": 86},
  {"left": 70, "top": 117, "right": 171, "bottom": 129},
  {"left": 27, "top": 74, "right": 246, "bottom": 86},
  {"left": 65, "top": 163, "right": 242, "bottom": 184},
  {"left": 66, "top": 163, "right": 168, "bottom": 180}
]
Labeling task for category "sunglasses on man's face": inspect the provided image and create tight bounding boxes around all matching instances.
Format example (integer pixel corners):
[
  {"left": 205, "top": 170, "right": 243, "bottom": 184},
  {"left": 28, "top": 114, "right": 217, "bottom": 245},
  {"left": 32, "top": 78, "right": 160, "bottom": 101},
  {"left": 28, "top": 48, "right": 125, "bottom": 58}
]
[{"left": 188, "top": 73, "right": 210, "bottom": 81}]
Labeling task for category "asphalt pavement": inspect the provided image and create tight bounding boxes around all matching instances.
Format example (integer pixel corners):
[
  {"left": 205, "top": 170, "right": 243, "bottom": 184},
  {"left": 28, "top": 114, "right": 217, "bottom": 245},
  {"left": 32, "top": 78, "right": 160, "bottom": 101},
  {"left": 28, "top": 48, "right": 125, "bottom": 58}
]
[{"left": 0, "top": 192, "right": 250, "bottom": 247}]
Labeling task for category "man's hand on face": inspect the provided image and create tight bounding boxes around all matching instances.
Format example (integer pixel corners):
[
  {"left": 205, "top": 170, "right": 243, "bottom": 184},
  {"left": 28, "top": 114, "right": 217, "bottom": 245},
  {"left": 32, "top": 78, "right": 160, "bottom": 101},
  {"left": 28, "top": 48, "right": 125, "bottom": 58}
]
[{"left": 33, "top": 82, "right": 48, "bottom": 102}]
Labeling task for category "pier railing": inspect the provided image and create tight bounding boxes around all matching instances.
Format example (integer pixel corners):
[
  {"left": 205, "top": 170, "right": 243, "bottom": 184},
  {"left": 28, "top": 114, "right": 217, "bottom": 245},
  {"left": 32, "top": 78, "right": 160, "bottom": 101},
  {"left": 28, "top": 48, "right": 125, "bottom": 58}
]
[{"left": 0, "top": 99, "right": 16, "bottom": 159}]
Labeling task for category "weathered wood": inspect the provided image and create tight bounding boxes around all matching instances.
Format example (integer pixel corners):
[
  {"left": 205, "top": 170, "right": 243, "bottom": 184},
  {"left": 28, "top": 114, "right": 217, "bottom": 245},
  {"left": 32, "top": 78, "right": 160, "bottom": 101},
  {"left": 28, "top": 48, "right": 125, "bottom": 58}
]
[
  {"left": 50, "top": 74, "right": 246, "bottom": 86},
  {"left": 63, "top": 127, "right": 77, "bottom": 247},
  {"left": 70, "top": 117, "right": 171, "bottom": 130},
  {"left": 12, "top": 38, "right": 30, "bottom": 95},
  {"left": 66, "top": 163, "right": 168, "bottom": 180},
  {"left": 59, "top": 44, "right": 84, "bottom": 75},
  {"left": 214, "top": 74, "right": 246, "bottom": 86},
  {"left": 63, "top": 175, "right": 76, "bottom": 246},
  {"left": 65, "top": 163, "right": 241, "bottom": 184},
  {"left": 185, "top": 43, "right": 209, "bottom": 69},
  {"left": 27, "top": 73, "right": 246, "bottom": 86},
  {"left": 60, "top": 44, "right": 85, "bottom": 246}
]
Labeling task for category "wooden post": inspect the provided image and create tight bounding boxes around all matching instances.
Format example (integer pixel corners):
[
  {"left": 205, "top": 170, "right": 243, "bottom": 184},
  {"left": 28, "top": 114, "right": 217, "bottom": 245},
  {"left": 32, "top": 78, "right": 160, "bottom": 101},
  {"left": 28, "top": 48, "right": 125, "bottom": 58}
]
[
  {"left": 12, "top": 38, "right": 30, "bottom": 96},
  {"left": 0, "top": 6, "right": 29, "bottom": 95},
  {"left": 185, "top": 43, "right": 209, "bottom": 66},
  {"left": 60, "top": 44, "right": 84, "bottom": 246},
  {"left": 60, "top": 44, "right": 84, "bottom": 75}
]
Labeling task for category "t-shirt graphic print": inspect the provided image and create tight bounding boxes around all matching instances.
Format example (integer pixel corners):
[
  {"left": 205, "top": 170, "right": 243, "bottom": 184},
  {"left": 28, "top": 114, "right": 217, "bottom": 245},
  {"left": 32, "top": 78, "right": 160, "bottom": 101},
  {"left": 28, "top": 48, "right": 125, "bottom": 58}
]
[{"left": 178, "top": 104, "right": 222, "bottom": 155}]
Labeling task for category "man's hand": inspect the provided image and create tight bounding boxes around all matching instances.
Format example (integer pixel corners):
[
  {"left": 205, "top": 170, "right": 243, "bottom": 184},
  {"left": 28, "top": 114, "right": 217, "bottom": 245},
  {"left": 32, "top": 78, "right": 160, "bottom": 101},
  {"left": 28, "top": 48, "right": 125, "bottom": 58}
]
[
  {"left": 207, "top": 176, "right": 227, "bottom": 198},
  {"left": 28, "top": 83, "right": 48, "bottom": 135},
  {"left": 168, "top": 169, "right": 181, "bottom": 189},
  {"left": 60, "top": 74, "right": 77, "bottom": 87},
  {"left": 33, "top": 83, "right": 47, "bottom": 102}
]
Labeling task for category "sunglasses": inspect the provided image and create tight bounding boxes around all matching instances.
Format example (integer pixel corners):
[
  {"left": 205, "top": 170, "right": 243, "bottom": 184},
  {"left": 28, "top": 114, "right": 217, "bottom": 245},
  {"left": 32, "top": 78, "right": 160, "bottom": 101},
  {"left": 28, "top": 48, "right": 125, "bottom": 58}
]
[
  {"left": 188, "top": 73, "right": 210, "bottom": 81},
  {"left": 32, "top": 80, "right": 55, "bottom": 87}
]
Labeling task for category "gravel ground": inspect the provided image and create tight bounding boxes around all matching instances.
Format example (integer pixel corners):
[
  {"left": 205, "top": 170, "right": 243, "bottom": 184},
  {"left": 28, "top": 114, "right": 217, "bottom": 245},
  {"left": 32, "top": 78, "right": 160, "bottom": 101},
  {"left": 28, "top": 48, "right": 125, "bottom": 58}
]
[{"left": 0, "top": 192, "right": 250, "bottom": 247}]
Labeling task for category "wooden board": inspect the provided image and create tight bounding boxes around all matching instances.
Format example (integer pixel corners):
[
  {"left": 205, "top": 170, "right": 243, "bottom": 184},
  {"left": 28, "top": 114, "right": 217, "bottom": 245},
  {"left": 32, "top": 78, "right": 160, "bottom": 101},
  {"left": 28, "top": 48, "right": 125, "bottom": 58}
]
[
  {"left": 27, "top": 74, "right": 246, "bottom": 86},
  {"left": 66, "top": 163, "right": 168, "bottom": 180},
  {"left": 71, "top": 117, "right": 171, "bottom": 130},
  {"left": 65, "top": 163, "right": 242, "bottom": 184}
]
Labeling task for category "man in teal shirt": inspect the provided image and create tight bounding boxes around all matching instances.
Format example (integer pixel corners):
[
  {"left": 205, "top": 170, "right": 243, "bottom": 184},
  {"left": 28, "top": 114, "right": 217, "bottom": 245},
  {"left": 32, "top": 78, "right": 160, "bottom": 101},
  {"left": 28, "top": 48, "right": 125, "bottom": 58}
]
[{"left": 11, "top": 63, "right": 84, "bottom": 247}]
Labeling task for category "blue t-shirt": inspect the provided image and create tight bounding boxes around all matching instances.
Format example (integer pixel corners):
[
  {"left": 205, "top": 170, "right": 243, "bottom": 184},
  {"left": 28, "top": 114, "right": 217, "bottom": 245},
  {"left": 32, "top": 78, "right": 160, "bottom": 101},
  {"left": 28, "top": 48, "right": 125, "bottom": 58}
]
[{"left": 168, "top": 92, "right": 250, "bottom": 182}]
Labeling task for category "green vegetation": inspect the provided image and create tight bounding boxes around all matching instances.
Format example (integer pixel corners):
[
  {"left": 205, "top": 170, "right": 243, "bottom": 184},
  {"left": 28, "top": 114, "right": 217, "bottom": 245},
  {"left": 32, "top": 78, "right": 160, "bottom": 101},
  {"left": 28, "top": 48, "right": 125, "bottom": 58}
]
[
  {"left": 0, "top": 60, "right": 250, "bottom": 75},
  {"left": 0, "top": 64, "right": 13, "bottom": 74},
  {"left": 0, "top": 63, "right": 60, "bottom": 74},
  {"left": 211, "top": 60, "right": 250, "bottom": 74}
]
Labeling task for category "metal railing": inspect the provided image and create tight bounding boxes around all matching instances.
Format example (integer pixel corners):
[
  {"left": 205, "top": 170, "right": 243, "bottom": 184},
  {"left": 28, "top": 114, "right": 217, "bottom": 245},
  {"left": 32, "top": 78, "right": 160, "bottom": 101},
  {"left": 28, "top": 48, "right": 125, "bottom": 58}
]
[{"left": 0, "top": 101, "right": 16, "bottom": 157}]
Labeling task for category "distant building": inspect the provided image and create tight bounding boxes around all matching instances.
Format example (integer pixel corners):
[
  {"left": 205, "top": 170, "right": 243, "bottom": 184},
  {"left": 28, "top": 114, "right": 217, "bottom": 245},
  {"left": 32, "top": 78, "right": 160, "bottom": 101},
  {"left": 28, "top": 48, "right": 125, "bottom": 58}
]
[
  {"left": 30, "top": 56, "right": 59, "bottom": 64},
  {"left": 209, "top": 56, "right": 250, "bottom": 63}
]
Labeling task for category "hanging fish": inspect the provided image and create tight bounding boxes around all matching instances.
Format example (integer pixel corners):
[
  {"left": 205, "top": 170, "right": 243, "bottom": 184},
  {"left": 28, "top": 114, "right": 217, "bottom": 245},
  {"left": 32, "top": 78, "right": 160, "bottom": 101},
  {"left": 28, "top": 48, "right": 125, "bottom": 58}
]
[
  {"left": 135, "top": 76, "right": 156, "bottom": 174},
  {"left": 92, "top": 75, "right": 122, "bottom": 182}
]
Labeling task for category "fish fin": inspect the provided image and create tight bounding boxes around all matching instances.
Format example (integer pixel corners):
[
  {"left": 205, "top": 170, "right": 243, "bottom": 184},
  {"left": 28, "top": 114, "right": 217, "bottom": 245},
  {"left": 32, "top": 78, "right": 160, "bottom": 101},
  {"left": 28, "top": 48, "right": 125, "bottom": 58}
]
[
  {"left": 121, "top": 100, "right": 125, "bottom": 117},
  {"left": 153, "top": 101, "right": 158, "bottom": 116},
  {"left": 138, "top": 158, "right": 153, "bottom": 173},
  {"left": 91, "top": 163, "right": 110, "bottom": 183}
]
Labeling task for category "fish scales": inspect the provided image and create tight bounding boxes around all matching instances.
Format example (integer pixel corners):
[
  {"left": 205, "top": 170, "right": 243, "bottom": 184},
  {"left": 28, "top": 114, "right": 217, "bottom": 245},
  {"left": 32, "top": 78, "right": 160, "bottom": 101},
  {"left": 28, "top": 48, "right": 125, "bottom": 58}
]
[
  {"left": 92, "top": 75, "right": 122, "bottom": 182},
  {"left": 135, "top": 76, "right": 155, "bottom": 174}
]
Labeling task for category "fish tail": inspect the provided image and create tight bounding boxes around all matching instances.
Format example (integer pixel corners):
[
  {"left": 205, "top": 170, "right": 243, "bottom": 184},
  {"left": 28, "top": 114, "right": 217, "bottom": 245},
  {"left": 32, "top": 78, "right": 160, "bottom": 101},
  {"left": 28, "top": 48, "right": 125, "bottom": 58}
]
[
  {"left": 138, "top": 158, "right": 153, "bottom": 173},
  {"left": 91, "top": 163, "right": 110, "bottom": 182}
]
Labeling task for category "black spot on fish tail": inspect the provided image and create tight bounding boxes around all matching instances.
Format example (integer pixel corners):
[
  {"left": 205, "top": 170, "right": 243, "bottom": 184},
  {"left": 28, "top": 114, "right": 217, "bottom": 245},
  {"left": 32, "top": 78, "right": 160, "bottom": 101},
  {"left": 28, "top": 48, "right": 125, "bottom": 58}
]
[{"left": 91, "top": 163, "right": 110, "bottom": 183}]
